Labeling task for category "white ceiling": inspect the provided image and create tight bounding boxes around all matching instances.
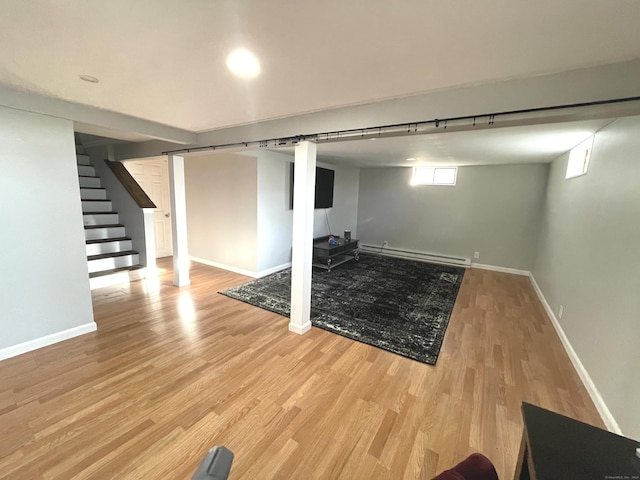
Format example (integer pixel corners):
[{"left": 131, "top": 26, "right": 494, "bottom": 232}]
[
  {"left": 2, "top": 0, "right": 640, "bottom": 134},
  {"left": 3, "top": 1, "right": 640, "bottom": 168}
]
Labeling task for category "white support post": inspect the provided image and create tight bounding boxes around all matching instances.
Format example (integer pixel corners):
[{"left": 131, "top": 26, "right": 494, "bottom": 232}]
[
  {"left": 289, "top": 141, "right": 316, "bottom": 334},
  {"left": 167, "top": 154, "right": 190, "bottom": 287},
  {"left": 142, "top": 207, "right": 157, "bottom": 275}
]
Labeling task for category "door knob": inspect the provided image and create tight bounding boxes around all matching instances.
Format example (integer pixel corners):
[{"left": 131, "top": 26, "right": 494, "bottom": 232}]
[{"left": 165, "top": 213, "right": 170, "bottom": 218}]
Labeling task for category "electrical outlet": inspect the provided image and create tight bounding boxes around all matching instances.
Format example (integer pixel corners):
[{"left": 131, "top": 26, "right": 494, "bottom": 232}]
[
  {"left": 474, "top": 251, "right": 480, "bottom": 259},
  {"left": 382, "top": 241, "right": 389, "bottom": 248},
  {"left": 558, "top": 305, "right": 564, "bottom": 319}
]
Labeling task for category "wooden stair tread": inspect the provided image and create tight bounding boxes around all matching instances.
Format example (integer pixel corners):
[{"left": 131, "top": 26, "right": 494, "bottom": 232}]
[
  {"left": 88, "top": 265, "right": 144, "bottom": 278},
  {"left": 87, "top": 250, "right": 139, "bottom": 261},
  {"left": 83, "top": 211, "right": 118, "bottom": 215},
  {"left": 85, "top": 237, "right": 131, "bottom": 244},
  {"left": 84, "top": 224, "right": 124, "bottom": 229}
]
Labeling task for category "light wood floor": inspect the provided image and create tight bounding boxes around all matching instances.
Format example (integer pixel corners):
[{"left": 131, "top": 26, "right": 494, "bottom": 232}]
[{"left": 0, "top": 258, "right": 603, "bottom": 479}]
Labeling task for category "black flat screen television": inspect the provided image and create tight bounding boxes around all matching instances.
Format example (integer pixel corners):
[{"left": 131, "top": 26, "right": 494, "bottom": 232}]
[{"left": 290, "top": 163, "right": 335, "bottom": 209}]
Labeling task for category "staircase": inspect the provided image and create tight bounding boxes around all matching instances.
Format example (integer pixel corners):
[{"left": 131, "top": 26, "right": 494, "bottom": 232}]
[{"left": 76, "top": 143, "right": 145, "bottom": 290}]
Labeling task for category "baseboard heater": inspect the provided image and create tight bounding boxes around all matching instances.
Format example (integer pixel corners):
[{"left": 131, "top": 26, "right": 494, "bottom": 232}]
[{"left": 359, "top": 244, "right": 471, "bottom": 267}]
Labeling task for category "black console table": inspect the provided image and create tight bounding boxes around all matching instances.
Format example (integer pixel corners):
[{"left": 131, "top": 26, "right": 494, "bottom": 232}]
[
  {"left": 515, "top": 402, "right": 640, "bottom": 479},
  {"left": 312, "top": 235, "right": 359, "bottom": 271}
]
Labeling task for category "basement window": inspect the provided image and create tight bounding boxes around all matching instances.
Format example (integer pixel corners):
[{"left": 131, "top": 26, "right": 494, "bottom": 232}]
[
  {"left": 566, "top": 136, "right": 593, "bottom": 179},
  {"left": 411, "top": 167, "right": 457, "bottom": 186}
]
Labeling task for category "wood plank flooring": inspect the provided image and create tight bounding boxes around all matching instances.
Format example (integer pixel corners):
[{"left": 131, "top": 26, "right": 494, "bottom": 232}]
[{"left": 0, "top": 258, "right": 604, "bottom": 479}]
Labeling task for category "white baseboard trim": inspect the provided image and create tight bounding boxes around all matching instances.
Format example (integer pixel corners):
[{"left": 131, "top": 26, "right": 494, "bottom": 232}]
[
  {"left": 257, "top": 262, "right": 291, "bottom": 278},
  {"left": 471, "top": 263, "right": 530, "bottom": 276},
  {"left": 190, "top": 256, "right": 258, "bottom": 277},
  {"left": 528, "top": 274, "right": 622, "bottom": 434},
  {"left": 288, "top": 321, "right": 312, "bottom": 335},
  {"left": 191, "top": 256, "right": 291, "bottom": 279},
  {"left": 0, "top": 322, "right": 97, "bottom": 361}
]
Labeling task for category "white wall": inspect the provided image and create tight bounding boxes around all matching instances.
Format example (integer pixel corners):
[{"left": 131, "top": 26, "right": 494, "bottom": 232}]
[
  {"left": 356, "top": 164, "right": 548, "bottom": 270},
  {"left": 256, "top": 150, "right": 294, "bottom": 273},
  {"left": 185, "top": 153, "right": 258, "bottom": 274},
  {"left": 0, "top": 107, "right": 95, "bottom": 356},
  {"left": 184, "top": 149, "right": 360, "bottom": 276},
  {"left": 532, "top": 117, "right": 640, "bottom": 439}
]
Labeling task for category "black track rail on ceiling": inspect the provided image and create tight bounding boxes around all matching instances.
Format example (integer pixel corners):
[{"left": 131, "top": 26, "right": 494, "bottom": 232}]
[{"left": 161, "top": 95, "right": 640, "bottom": 155}]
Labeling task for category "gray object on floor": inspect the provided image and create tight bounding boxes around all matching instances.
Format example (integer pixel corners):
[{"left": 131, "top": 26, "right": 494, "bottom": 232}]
[{"left": 191, "top": 446, "right": 234, "bottom": 480}]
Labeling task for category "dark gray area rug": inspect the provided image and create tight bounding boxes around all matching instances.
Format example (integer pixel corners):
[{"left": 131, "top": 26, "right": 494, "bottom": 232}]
[{"left": 219, "top": 253, "right": 465, "bottom": 364}]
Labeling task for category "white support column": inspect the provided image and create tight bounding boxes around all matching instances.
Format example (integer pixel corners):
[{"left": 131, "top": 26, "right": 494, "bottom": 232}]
[
  {"left": 167, "top": 154, "right": 190, "bottom": 287},
  {"left": 142, "top": 207, "right": 157, "bottom": 275},
  {"left": 289, "top": 141, "right": 316, "bottom": 335}
]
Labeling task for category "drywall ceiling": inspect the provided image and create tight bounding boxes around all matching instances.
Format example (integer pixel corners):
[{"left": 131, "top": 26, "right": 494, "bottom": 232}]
[{"left": 2, "top": 0, "right": 640, "bottom": 134}]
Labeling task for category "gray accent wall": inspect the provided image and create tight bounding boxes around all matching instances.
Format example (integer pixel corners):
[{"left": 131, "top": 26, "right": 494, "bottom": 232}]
[
  {"left": 185, "top": 153, "right": 258, "bottom": 273},
  {"left": 357, "top": 164, "right": 548, "bottom": 270},
  {"left": 533, "top": 117, "right": 640, "bottom": 439},
  {"left": 0, "top": 107, "right": 95, "bottom": 350}
]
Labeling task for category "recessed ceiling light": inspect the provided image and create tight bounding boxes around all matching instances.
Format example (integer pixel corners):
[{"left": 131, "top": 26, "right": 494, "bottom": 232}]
[
  {"left": 226, "top": 49, "right": 261, "bottom": 78},
  {"left": 79, "top": 74, "right": 99, "bottom": 83},
  {"left": 406, "top": 157, "right": 416, "bottom": 162}
]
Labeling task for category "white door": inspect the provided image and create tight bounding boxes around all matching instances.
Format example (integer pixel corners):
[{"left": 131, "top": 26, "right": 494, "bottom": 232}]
[{"left": 125, "top": 158, "right": 173, "bottom": 257}]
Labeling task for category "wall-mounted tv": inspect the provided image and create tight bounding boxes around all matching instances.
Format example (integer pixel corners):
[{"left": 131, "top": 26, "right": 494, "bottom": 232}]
[{"left": 290, "top": 163, "right": 335, "bottom": 209}]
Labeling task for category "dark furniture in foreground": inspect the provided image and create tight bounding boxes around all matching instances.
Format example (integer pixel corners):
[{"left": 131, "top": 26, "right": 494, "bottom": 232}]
[
  {"left": 312, "top": 235, "right": 359, "bottom": 271},
  {"left": 515, "top": 402, "right": 640, "bottom": 480}
]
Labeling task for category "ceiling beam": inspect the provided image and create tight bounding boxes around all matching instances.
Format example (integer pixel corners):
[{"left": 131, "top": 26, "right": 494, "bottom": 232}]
[
  {"left": 0, "top": 83, "right": 197, "bottom": 145},
  {"left": 160, "top": 96, "right": 640, "bottom": 156}
]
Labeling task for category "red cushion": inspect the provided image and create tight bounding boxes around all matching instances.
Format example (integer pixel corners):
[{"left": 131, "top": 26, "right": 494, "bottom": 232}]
[
  {"left": 431, "top": 470, "right": 466, "bottom": 480},
  {"left": 431, "top": 453, "right": 499, "bottom": 480}
]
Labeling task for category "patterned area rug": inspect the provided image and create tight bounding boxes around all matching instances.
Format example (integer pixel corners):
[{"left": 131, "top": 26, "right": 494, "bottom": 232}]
[{"left": 219, "top": 253, "right": 465, "bottom": 364}]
